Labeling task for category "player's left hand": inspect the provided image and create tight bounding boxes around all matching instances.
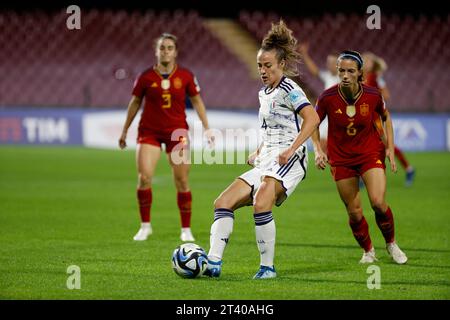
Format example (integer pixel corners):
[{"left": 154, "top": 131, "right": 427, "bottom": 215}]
[
  {"left": 386, "top": 148, "right": 397, "bottom": 173},
  {"left": 278, "top": 147, "right": 295, "bottom": 165},
  {"left": 205, "top": 129, "right": 215, "bottom": 149}
]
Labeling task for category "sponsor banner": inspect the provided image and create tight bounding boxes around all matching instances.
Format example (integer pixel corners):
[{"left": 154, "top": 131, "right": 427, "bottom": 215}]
[
  {"left": 392, "top": 114, "right": 448, "bottom": 151},
  {"left": 82, "top": 109, "right": 260, "bottom": 151},
  {"left": 447, "top": 119, "right": 450, "bottom": 151},
  {"left": 1, "top": 109, "right": 449, "bottom": 151},
  {"left": 0, "top": 109, "right": 83, "bottom": 145},
  {"left": 82, "top": 111, "right": 138, "bottom": 149}
]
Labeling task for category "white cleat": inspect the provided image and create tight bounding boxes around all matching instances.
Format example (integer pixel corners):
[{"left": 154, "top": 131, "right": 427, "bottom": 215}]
[
  {"left": 180, "top": 228, "right": 195, "bottom": 242},
  {"left": 359, "top": 248, "right": 378, "bottom": 264},
  {"left": 386, "top": 242, "right": 408, "bottom": 264},
  {"left": 133, "top": 223, "right": 152, "bottom": 241}
]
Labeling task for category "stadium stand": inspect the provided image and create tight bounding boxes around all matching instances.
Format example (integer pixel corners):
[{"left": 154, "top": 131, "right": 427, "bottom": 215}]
[
  {"left": 0, "top": 9, "right": 448, "bottom": 111},
  {"left": 0, "top": 9, "right": 261, "bottom": 109},
  {"left": 239, "top": 11, "right": 450, "bottom": 112}
]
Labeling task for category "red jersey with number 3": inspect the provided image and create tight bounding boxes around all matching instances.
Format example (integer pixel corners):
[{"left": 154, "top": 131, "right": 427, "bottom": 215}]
[
  {"left": 132, "top": 65, "right": 201, "bottom": 134},
  {"left": 315, "top": 84, "right": 387, "bottom": 166}
]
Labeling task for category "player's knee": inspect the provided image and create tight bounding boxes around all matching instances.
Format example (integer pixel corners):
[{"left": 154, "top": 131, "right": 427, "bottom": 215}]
[
  {"left": 214, "top": 195, "right": 230, "bottom": 209},
  {"left": 175, "top": 176, "right": 189, "bottom": 192},
  {"left": 253, "top": 194, "right": 273, "bottom": 213},
  {"left": 138, "top": 173, "right": 152, "bottom": 188},
  {"left": 347, "top": 205, "right": 363, "bottom": 221},
  {"left": 370, "top": 197, "right": 385, "bottom": 212}
]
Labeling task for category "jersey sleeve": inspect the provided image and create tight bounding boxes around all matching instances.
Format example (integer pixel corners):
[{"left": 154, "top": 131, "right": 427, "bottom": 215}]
[
  {"left": 375, "top": 95, "right": 388, "bottom": 121},
  {"left": 131, "top": 74, "right": 146, "bottom": 98},
  {"left": 186, "top": 72, "right": 201, "bottom": 97},
  {"left": 315, "top": 95, "right": 327, "bottom": 122},
  {"left": 286, "top": 88, "right": 311, "bottom": 113}
]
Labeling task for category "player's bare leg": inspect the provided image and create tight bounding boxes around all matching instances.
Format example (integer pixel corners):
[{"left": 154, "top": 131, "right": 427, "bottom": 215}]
[
  {"left": 134, "top": 144, "right": 161, "bottom": 241},
  {"left": 205, "top": 179, "right": 253, "bottom": 277},
  {"left": 168, "top": 147, "right": 195, "bottom": 242},
  {"left": 363, "top": 168, "right": 407, "bottom": 264},
  {"left": 336, "top": 177, "right": 377, "bottom": 263},
  {"left": 251, "top": 176, "right": 285, "bottom": 279}
]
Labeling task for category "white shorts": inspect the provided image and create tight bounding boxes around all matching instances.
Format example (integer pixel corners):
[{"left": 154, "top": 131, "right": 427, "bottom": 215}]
[{"left": 239, "top": 146, "right": 308, "bottom": 206}]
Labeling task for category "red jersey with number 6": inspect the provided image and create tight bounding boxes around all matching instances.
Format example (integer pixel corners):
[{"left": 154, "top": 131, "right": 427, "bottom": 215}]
[
  {"left": 132, "top": 65, "right": 201, "bottom": 134},
  {"left": 315, "top": 84, "right": 387, "bottom": 166}
]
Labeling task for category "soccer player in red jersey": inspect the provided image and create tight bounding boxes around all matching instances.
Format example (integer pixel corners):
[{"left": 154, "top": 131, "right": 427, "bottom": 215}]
[
  {"left": 312, "top": 50, "right": 408, "bottom": 264},
  {"left": 363, "top": 52, "right": 415, "bottom": 187},
  {"left": 119, "top": 33, "right": 213, "bottom": 242}
]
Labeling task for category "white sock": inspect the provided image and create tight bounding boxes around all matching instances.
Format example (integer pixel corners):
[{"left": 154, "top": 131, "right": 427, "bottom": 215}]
[
  {"left": 141, "top": 222, "right": 151, "bottom": 229},
  {"left": 254, "top": 211, "right": 276, "bottom": 267},
  {"left": 208, "top": 209, "right": 234, "bottom": 261}
]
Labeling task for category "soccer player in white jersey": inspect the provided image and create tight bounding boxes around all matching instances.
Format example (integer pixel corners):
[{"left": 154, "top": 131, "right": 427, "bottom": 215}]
[{"left": 204, "top": 20, "right": 319, "bottom": 279}]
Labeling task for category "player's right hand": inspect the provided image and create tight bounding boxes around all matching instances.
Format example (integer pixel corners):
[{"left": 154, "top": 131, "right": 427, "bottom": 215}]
[
  {"left": 247, "top": 151, "right": 258, "bottom": 167},
  {"left": 314, "top": 151, "right": 328, "bottom": 170},
  {"left": 119, "top": 132, "right": 127, "bottom": 149},
  {"left": 205, "top": 129, "right": 215, "bottom": 149}
]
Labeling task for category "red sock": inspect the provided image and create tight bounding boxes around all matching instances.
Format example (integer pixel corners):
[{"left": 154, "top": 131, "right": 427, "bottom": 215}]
[
  {"left": 394, "top": 146, "right": 409, "bottom": 169},
  {"left": 349, "top": 216, "right": 372, "bottom": 252},
  {"left": 375, "top": 206, "right": 395, "bottom": 244},
  {"left": 177, "top": 191, "right": 192, "bottom": 228},
  {"left": 137, "top": 188, "right": 152, "bottom": 223}
]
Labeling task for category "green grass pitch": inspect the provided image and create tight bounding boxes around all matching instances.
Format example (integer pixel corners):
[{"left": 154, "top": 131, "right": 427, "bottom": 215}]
[{"left": 0, "top": 146, "right": 449, "bottom": 299}]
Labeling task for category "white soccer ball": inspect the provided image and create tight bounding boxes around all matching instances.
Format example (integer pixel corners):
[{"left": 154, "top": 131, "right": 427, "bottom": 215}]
[{"left": 172, "top": 243, "right": 208, "bottom": 278}]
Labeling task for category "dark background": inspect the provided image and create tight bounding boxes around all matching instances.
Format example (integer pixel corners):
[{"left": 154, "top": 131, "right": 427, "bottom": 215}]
[{"left": 1, "top": 0, "right": 448, "bottom": 17}]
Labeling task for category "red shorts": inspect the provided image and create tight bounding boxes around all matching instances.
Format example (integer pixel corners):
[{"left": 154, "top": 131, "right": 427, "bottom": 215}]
[
  {"left": 330, "top": 158, "right": 386, "bottom": 181},
  {"left": 137, "top": 129, "right": 189, "bottom": 153}
]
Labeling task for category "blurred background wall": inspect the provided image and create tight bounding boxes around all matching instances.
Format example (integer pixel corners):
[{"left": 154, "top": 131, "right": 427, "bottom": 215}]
[{"left": 0, "top": 0, "right": 449, "bottom": 149}]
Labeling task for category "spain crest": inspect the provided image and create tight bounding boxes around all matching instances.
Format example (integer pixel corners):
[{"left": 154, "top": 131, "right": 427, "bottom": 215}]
[
  {"left": 360, "top": 103, "right": 370, "bottom": 117},
  {"left": 174, "top": 77, "right": 183, "bottom": 89}
]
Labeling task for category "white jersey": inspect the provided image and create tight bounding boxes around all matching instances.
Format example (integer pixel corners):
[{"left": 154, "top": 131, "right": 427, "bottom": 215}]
[
  {"left": 257, "top": 76, "right": 311, "bottom": 158},
  {"left": 240, "top": 77, "right": 310, "bottom": 206},
  {"left": 318, "top": 70, "right": 340, "bottom": 90},
  {"left": 317, "top": 70, "right": 339, "bottom": 138}
]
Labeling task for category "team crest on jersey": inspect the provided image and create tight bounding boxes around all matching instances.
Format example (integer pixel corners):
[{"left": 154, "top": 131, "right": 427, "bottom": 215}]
[
  {"left": 151, "top": 82, "right": 158, "bottom": 88},
  {"left": 346, "top": 105, "right": 356, "bottom": 117},
  {"left": 359, "top": 103, "right": 370, "bottom": 116},
  {"left": 174, "top": 77, "right": 183, "bottom": 89},
  {"left": 288, "top": 90, "right": 301, "bottom": 105},
  {"left": 161, "top": 79, "right": 170, "bottom": 90}
]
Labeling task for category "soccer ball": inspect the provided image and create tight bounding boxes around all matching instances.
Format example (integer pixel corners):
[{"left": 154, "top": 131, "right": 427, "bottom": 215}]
[{"left": 172, "top": 243, "right": 208, "bottom": 278}]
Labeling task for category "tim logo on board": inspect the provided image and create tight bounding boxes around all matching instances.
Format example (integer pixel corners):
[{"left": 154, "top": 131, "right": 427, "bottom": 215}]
[
  {"left": 23, "top": 118, "right": 69, "bottom": 143},
  {"left": 393, "top": 119, "right": 427, "bottom": 151}
]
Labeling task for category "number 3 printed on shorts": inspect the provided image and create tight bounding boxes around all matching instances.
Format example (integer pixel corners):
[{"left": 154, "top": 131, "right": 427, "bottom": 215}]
[
  {"left": 162, "top": 93, "right": 171, "bottom": 108},
  {"left": 346, "top": 121, "right": 357, "bottom": 136}
]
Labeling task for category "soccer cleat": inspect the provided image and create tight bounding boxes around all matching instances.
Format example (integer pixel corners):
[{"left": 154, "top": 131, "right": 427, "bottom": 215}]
[
  {"left": 253, "top": 265, "right": 277, "bottom": 279},
  {"left": 133, "top": 224, "right": 152, "bottom": 241},
  {"left": 386, "top": 242, "right": 408, "bottom": 264},
  {"left": 204, "top": 259, "right": 222, "bottom": 278},
  {"left": 180, "top": 228, "right": 195, "bottom": 242},
  {"left": 359, "top": 248, "right": 378, "bottom": 264},
  {"left": 405, "top": 168, "right": 415, "bottom": 187}
]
